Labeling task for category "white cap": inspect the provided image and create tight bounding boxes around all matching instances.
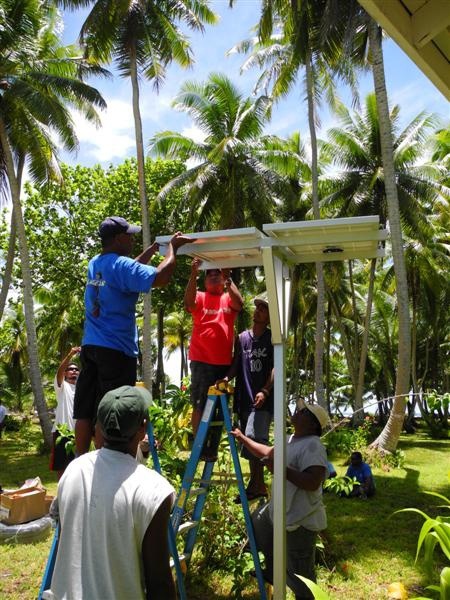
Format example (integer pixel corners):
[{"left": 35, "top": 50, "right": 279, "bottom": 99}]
[{"left": 296, "top": 398, "right": 330, "bottom": 429}]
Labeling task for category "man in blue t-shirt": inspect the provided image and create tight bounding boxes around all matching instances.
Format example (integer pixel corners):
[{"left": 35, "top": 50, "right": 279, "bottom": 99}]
[
  {"left": 74, "top": 216, "right": 191, "bottom": 454},
  {"left": 218, "top": 292, "right": 274, "bottom": 502},
  {"left": 345, "top": 451, "right": 375, "bottom": 498}
]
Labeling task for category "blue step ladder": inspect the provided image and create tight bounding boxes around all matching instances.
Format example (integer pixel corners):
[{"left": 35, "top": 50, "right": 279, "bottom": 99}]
[
  {"left": 146, "top": 419, "right": 187, "bottom": 600},
  {"left": 171, "top": 386, "right": 268, "bottom": 600}
]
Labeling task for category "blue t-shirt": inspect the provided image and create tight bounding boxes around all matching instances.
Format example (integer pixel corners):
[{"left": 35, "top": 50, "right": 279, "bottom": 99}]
[
  {"left": 82, "top": 253, "right": 157, "bottom": 357},
  {"left": 346, "top": 462, "right": 373, "bottom": 485}
]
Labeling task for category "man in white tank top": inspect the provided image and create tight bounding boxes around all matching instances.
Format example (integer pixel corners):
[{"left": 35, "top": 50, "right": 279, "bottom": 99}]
[{"left": 48, "top": 385, "right": 176, "bottom": 600}]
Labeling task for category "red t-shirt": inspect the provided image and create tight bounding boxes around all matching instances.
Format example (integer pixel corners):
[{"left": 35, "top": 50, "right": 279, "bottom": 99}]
[{"left": 188, "top": 291, "right": 238, "bottom": 365}]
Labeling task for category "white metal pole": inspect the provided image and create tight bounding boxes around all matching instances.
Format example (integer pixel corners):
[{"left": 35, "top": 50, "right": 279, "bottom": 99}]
[{"left": 273, "top": 342, "right": 286, "bottom": 599}]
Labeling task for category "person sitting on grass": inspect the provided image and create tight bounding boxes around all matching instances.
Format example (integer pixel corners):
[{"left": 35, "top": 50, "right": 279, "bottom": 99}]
[
  {"left": 326, "top": 449, "right": 337, "bottom": 479},
  {"left": 345, "top": 451, "right": 375, "bottom": 498}
]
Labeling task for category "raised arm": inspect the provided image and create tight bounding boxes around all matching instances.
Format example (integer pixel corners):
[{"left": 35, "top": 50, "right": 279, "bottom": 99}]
[
  {"left": 222, "top": 269, "right": 243, "bottom": 312},
  {"left": 142, "top": 494, "right": 176, "bottom": 600},
  {"left": 56, "top": 347, "right": 81, "bottom": 387},
  {"left": 184, "top": 257, "right": 202, "bottom": 311},
  {"left": 135, "top": 241, "right": 160, "bottom": 265},
  {"left": 153, "top": 232, "right": 193, "bottom": 288}
]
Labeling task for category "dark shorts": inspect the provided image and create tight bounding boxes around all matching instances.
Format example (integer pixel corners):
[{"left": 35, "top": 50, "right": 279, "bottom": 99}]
[
  {"left": 240, "top": 410, "right": 272, "bottom": 460},
  {"left": 49, "top": 432, "right": 75, "bottom": 472},
  {"left": 73, "top": 345, "right": 137, "bottom": 420},
  {"left": 190, "top": 361, "right": 229, "bottom": 411}
]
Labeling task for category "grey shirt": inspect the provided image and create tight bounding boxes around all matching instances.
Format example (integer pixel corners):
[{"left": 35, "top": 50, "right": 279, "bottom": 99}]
[{"left": 270, "top": 435, "right": 328, "bottom": 531}]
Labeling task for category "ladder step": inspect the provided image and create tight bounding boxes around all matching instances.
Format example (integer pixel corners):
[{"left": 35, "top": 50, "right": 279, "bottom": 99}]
[
  {"left": 189, "top": 487, "right": 207, "bottom": 498},
  {"left": 170, "top": 552, "right": 190, "bottom": 569},
  {"left": 178, "top": 520, "right": 198, "bottom": 535}
]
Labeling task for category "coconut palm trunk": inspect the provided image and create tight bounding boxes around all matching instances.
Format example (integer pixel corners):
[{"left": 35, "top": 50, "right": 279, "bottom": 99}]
[
  {"left": 354, "top": 258, "right": 376, "bottom": 425},
  {"left": 0, "top": 119, "right": 52, "bottom": 448},
  {"left": 0, "top": 210, "right": 17, "bottom": 321},
  {"left": 130, "top": 49, "right": 153, "bottom": 391},
  {"left": 368, "top": 19, "right": 411, "bottom": 452},
  {"left": 156, "top": 305, "right": 166, "bottom": 397},
  {"left": 305, "top": 52, "right": 326, "bottom": 408}
]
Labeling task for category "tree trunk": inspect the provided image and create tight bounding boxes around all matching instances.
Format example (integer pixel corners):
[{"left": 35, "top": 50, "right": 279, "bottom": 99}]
[
  {"left": 354, "top": 258, "right": 376, "bottom": 425},
  {"left": 305, "top": 51, "right": 326, "bottom": 408},
  {"left": 0, "top": 203, "right": 17, "bottom": 320},
  {"left": 180, "top": 335, "right": 186, "bottom": 383},
  {"left": 368, "top": 19, "right": 411, "bottom": 453},
  {"left": 130, "top": 49, "right": 153, "bottom": 393},
  {"left": 155, "top": 304, "right": 165, "bottom": 398},
  {"left": 0, "top": 119, "right": 52, "bottom": 449},
  {"left": 325, "top": 301, "right": 331, "bottom": 414},
  {"left": 348, "top": 260, "right": 359, "bottom": 377},
  {"left": 330, "top": 294, "right": 357, "bottom": 390},
  {"left": 405, "top": 279, "right": 419, "bottom": 430}
]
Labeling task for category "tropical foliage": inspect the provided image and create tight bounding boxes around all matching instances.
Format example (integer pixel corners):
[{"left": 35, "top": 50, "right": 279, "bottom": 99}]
[{"left": 0, "top": 1, "right": 449, "bottom": 598}]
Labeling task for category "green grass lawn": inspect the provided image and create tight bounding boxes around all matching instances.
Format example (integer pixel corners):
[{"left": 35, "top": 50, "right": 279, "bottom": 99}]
[{"left": 0, "top": 423, "right": 449, "bottom": 599}]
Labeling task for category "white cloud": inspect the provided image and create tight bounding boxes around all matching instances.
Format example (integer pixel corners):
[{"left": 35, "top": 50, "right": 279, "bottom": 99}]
[
  {"left": 72, "top": 98, "right": 136, "bottom": 162},
  {"left": 182, "top": 125, "right": 206, "bottom": 144},
  {"left": 70, "top": 84, "right": 181, "bottom": 164},
  {"left": 390, "top": 80, "right": 449, "bottom": 125}
]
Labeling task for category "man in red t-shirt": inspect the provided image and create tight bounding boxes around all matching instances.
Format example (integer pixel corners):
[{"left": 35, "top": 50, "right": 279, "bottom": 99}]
[{"left": 184, "top": 258, "right": 243, "bottom": 441}]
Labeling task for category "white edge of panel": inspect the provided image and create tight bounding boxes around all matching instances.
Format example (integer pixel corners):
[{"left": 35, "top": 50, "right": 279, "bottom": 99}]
[
  {"left": 263, "top": 216, "right": 380, "bottom": 233},
  {"left": 155, "top": 227, "right": 265, "bottom": 245}
]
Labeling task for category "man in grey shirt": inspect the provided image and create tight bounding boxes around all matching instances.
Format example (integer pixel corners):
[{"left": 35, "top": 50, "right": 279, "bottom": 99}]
[{"left": 231, "top": 399, "right": 329, "bottom": 600}]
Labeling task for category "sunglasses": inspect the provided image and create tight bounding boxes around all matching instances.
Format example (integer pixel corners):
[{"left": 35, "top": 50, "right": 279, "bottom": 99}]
[{"left": 65, "top": 367, "right": 79, "bottom": 372}]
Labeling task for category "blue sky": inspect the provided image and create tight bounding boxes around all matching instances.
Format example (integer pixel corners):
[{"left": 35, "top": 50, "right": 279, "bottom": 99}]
[{"left": 61, "top": 0, "right": 449, "bottom": 167}]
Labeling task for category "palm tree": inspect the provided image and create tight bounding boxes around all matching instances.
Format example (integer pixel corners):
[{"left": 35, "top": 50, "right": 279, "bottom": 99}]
[
  {"left": 0, "top": 0, "right": 106, "bottom": 447},
  {"left": 64, "top": 0, "right": 218, "bottom": 390},
  {"left": 164, "top": 311, "right": 192, "bottom": 382},
  {"left": 235, "top": 0, "right": 359, "bottom": 408},
  {"left": 321, "top": 94, "right": 443, "bottom": 424},
  {"left": 149, "top": 73, "right": 285, "bottom": 230},
  {"left": 35, "top": 286, "right": 84, "bottom": 367},
  {"left": 0, "top": 302, "right": 30, "bottom": 412},
  {"left": 319, "top": 0, "right": 413, "bottom": 451}
]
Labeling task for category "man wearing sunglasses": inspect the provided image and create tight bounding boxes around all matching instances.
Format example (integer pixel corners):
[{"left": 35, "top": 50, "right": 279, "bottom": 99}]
[
  {"left": 231, "top": 399, "right": 329, "bottom": 600},
  {"left": 50, "top": 346, "right": 81, "bottom": 479}
]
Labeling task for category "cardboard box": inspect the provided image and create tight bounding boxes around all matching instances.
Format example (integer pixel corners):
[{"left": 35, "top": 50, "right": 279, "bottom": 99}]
[
  {"left": 0, "top": 487, "right": 46, "bottom": 525},
  {"left": 44, "top": 495, "right": 55, "bottom": 514}
]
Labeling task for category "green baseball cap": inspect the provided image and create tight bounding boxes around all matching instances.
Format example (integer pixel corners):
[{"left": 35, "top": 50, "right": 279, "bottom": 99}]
[{"left": 97, "top": 385, "right": 152, "bottom": 444}]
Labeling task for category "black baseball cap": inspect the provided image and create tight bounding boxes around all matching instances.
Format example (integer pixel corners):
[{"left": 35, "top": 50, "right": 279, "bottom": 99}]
[{"left": 99, "top": 216, "right": 141, "bottom": 239}]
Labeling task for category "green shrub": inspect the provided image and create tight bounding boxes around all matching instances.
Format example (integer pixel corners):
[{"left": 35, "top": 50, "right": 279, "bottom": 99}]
[
  {"left": 55, "top": 424, "right": 75, "bottom": 457},
  {"left": 324, "top": 417, "right": 377, "bottom": 459},
  {"left": 323, "top": 475, "right": 358, "bottom": 497},
  {"left": 395, "top": 489, "right": 450, "bottom": 599},
  {"left": 4, "top": 414, "right": 31, "bottom": 433}
]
